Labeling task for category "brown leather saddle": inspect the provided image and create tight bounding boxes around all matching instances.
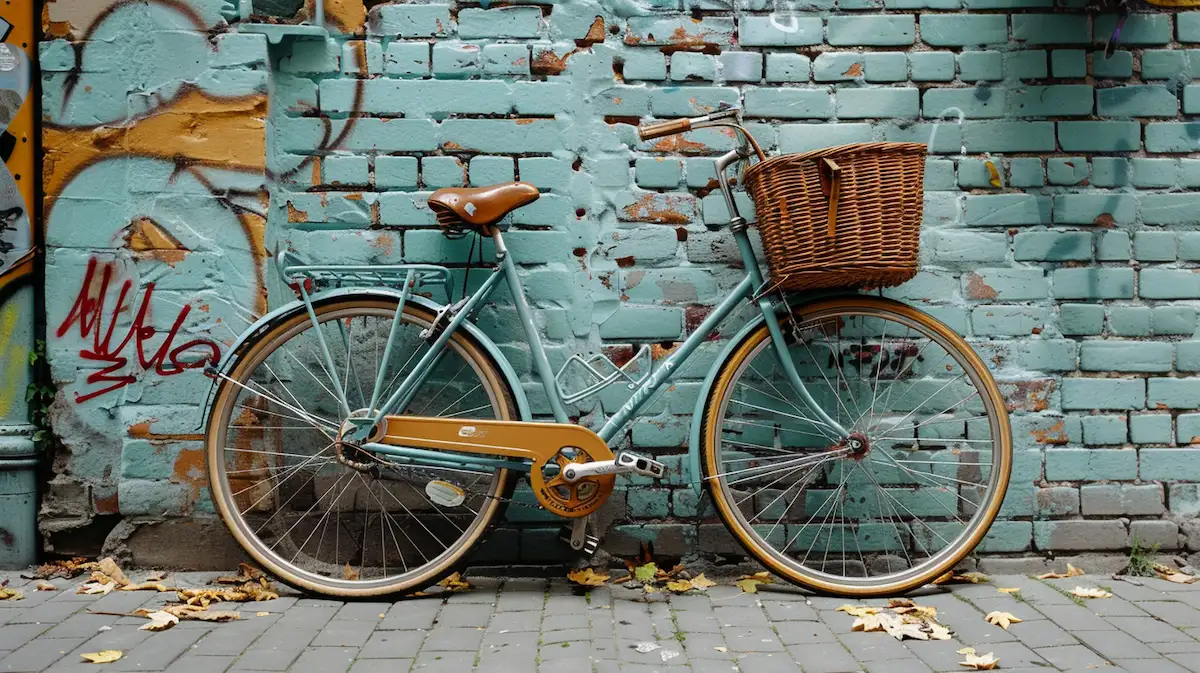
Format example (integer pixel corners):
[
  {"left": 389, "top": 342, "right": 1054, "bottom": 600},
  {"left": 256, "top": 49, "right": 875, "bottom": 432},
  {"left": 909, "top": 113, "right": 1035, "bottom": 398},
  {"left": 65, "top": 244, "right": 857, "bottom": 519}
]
[{"left": 428, "top": 182, "right": 540, "bottom": 236}]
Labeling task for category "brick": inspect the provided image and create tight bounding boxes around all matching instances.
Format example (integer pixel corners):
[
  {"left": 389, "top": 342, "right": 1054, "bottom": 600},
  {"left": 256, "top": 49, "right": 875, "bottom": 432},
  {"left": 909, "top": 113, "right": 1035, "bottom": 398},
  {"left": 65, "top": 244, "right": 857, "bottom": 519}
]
[
  {"left": 924, "top": 87, "right": 1006, "bottom": 119},
  {"left": 322, "top": 155, "right": 369, "bottom": 186},
  {"left": 1094, "top": 50, "right": 1134, "bottom": 78},
  {"left": 1010, "top": 85, "right": 1094, "bottom": 117},
  {"left": 959, "top": 51, "right": 1004, "bottom": 81},
  {"left": 1080, "top": 341, "right": 1172, "bottom": 373},
  {"left": 1083, "top": 484, "right": 1165, "bottom": 516},
  {"left": 1090, "top": 158, "right": 1129, "bottom": 189},
  {"left": 779, "top": 123, "right": 873, "bottom": 153},
  {"left": 1153, "top": 306, "right": 1197, "bottom": 336},
  {"left": 720, "top": 51, "right": 762, "bottom": 82},
  {"left": 1009, "top": 158, "right": 1045, "bottom": 188},
  {"left": 1057, "top": 121, "right": 1141, "bottom": 152},
  {"left": 1013, "top": 15, "right": 1091, "bottom": 44},
  {"left": 369, "top": 4, "right": 452, "bottom": 37},
  {"left": 1178, "top": 342, "right": 1200, "bottom": 371},
  {"left": 1035, "top": 520, "right": 1129, "bottom": 551},
  {"left": 279, "top": 38, "right": 340, "bottom": 73},
  {"left": 765, "top": 53, "right": 810, "bottom": 82},
  {"left": 483, "top": 44, "right": 530, "bottom": 76},
  {"left": 1181, "top": 12, "right": 1200, "bottom": 42},
  {"left": 964, "top": 121, "right": 1056, "bottom": 152},
  {"left": 921, "top": 15, "right": 1008, "bottom": 46},
  {"left": 1131, "top": 414, "right": 1173, "bottom": 444},
  {"left": 635, "top": 158, "right": 682, "bottom": 189},
  {"left": 341, "top": 40, "right": 383, "bottom": 76},
  {"left": 458, "top": 7, "right": 541, "bottom": 39},
  {"left": 1051, "top": 49, "right": 1087, "bottom": 78},
  {"left": 927, "top": 230, "right": 1008, "bottom": 263},
  {"left": 739, "top": 15, "right": 822, "bottom": 46},
  {"left": 1062, "top": 378, "right": 1145, "bottom": 410},
  {"left": 1007, "top": 50, "right": 1048, "bottom": 79},
  {"left": 671, "top": 52, "right": 715, "bottom": 81},
  {"left": 374, "top": 156, "right": 418, "bottom": 190},
  {"left": 1135, "top": 231, "right": 1176, "bottom": 262},
  {"left": 743, "top": 87, "right": 832, "bottom": 119},
  {"left": 1142, "top": 50, "right": 1189, "bottom": 80},
  {"left": 384, "top": 41, "right": 430, "bottom": 77},
  {"left": 1067, "top": 315, "right": 1107, "bottom": 348},
  {"left": 1180, "top": 414, "right": 1200, "bottom": 445},
  {"left": 1097, "top": 85, "right": 1179, "bottom": 118},
  {"left": 1148, "top": 378, "right": 1200, "bottom": 410},
  {"left": 1036, "top": 486, "right": 1080, "bottom": 518},
  {"left": 1132, "top": 158, "right": 1178, "bottom": 188},
  {"left": 1110, "top": 307, "right": 1152, "bottom": 337},
  {"left": 866, "top": 53, "right": 908, "bottom": 82},
  {"left": 971, "top": 306, "right": 1047, "bottom": 336},
  {"left": 1169, "top": 483, "right": 1200, "bottom": 516},
  {"left": 622, "top": 51, "right": 667, "bottom": 80},
  {"left": 1045, "top": 448, "right": 1138, "bottom": 480},
  {"left": 1146, "top": 123, "right": 1200, "bottom": 152},
  {"left": 827, "top": 15, "right": 916, "bottom": 46},
  {"left": 1046, "top": 157, "right": 1089, "bottom": 186},
  {"left": 1082, "top": 415, "right": 1128, "bottom": 446},
  {"left": 1142, "top": 449, "right": 1200, "bottom": 480},
  {"left": 958, "top": 159, "right": 1002, "bottom": 189},
  {"left": 1141, "top": 269, "right": 1200, "bottom": 299},
  {"left": 813, "top": 53, "right": 865, "bottom": 82},
  {"left": 432, "top": 42, "right": 482, "bottom": 77},
  {"left": 1142, "top": 194, "right": 1200, "bottom": 225},
  {"left": 1014, "top": 232, "right": 1091, "bottom": 262},
  {"left": 1053, "top": 194, "right": 1136, "bottom": 226},
  {"left": 1130, "top": 520, "right": 1179, "bottom": 550},
  {"left": 1094, "top": 14, "right": 1172, "bottom": 45},
  {"left": 962, "top": 268, "right": 1047, "bottom": 301},
  {"left": 1053, "top": 268, "right": 1134, "bottom": 300},
  {"left": 835, "top": 88, "right": 919, "bottom": 119},
  {"left": 469, "top": 156, "right": 515, "bottom": 186},
  {"left": 1096, "top": 230, "right": 1131, "bottom": 261},
  {"left": 964, "top": 194, "right": 1050, "bottom": 226},
  {"left": 980, "top": 521, "right": 1033, "bottom": 553}
]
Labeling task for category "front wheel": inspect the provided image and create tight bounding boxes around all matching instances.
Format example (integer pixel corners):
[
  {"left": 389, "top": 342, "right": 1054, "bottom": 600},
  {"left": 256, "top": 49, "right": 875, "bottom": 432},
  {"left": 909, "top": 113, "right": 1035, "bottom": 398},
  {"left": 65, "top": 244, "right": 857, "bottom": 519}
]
[{"left": 701, "top": 296, "right": 1011, "bottom": 596}]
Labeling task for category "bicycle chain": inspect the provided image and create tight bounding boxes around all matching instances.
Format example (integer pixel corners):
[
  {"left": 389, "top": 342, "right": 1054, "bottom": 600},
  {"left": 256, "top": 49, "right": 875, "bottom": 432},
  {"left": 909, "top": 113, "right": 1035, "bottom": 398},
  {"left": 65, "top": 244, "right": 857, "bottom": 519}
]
[{"left": 372, "top": 462, "right": 545, "bottom": 510}]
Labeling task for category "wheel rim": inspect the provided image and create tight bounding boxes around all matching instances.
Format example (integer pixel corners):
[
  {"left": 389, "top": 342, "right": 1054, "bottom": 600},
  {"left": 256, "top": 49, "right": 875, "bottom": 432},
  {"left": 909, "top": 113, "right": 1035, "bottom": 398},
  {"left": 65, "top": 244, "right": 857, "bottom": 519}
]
[
  {"left": 207, "top": 301, "right": 510, "bottom": 595},
  {"left": 708, "top": 301, "right": 1009, "bottom": 590}
]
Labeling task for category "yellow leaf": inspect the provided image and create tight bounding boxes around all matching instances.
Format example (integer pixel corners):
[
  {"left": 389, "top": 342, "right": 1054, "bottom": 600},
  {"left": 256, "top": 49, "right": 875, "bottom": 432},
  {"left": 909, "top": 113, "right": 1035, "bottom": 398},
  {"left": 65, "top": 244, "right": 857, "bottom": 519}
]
[
  {"left": 985, "top": 160, "right": 1002, "bottom": 188},
  {"left": 1071, "top": 587, "right": 1112, "bottom": 599},
  {"left": 735, "top": 578, "right": 762, "bottom": 594},
  {"left": 1068, "top": 563, "right": 1084, "bottom": 577},
  {"left": 77, "top": 581, "right": 115, "bottom": 596},
  {"left": 997, "top": 588, "right": 1021, "bottom": 594},
  {"left": 215, "top": 563, "right": 265, "bottom": 585},
  {"left": 665, "top": 579, "right": 695, "bottom": 593},
  {"left": 256, "top": 611, "right": 270, "bottom": 617},
  {"left": 34, "top": 581, "right": 57, "bottom": 592},
  {"left": 889, "top": 598, "right": 915, "bottom": 609},
  {"left": 437, "top": 572, "right": 471, "bottom": 593},
  {"left": 749, "top": 571, "right": 772, "bottom": 582},
  {"left": 1162, "top": 572, "right": 1198, "bottom": 584},
  {"left": 343, "top": 564, "right": 359, "bottom": 581},
  {"left": 957, "top": 647, "right": 977, "bottom": 655},
  {"left": 985, "top": 611, "right": 1022, "bottom": 630},
  {"left": 837, "top": 604, "right": 882, "bottom": 617},
  {"left": 644, "top": 584, "right": 661, "bottom": 594},
  {"left": 961, "top": 652, "right": 999, "bottom": 670},
  {"left": 0, "top": 587, "right": 23, "bottom": 601},
  {"left": 936, "top": 571, "right": 990, "bottom": 585},
  {"left": 634, "top": 563, "right": 659, "bottom": 583},
  {"left": 122, "top": 582, "right": 173, "bottom": 592},
  {"left": 927, "top": 622, "right": 952, "bottom": 641},
  {"left": 139, "top": 610, "right": 179, "bottom": 632},
  {"left": 852, "top": 613, "right": 887, "bottom": 633},
  {"left": 689, "top": 573, "right": 716, "bottom": 590},
  {"left": 567, "top": 568, "right": 610, "bottom": 587},
  {"left": 193, "top": 611, "right": 241, "bottom": 622},
  {"left": 96, "top": 558, "right": 130, "bottom": 587},
  {"left": 1037, "top": 564, "right": 1086, "bottom": 580},
  {"left": 81, "top": 650, "right": 123, "bottom": 664}
]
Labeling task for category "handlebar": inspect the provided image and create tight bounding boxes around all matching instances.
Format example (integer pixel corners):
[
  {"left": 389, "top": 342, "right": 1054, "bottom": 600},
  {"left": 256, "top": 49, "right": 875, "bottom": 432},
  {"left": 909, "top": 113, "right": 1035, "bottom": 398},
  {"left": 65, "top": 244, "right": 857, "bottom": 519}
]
[{"left": 636, "top": 106, "right": 742, "bottom": 141}]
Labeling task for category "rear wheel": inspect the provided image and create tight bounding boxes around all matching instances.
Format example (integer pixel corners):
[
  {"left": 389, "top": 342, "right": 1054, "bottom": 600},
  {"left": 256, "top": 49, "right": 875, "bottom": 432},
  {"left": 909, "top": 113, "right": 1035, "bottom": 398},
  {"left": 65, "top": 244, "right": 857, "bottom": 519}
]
[
  {"left": 205, "top": 297, "right": 516, "bottom": 597},
  {"left": 701, "top": 296, "right": 1011, "bottom": 596}
]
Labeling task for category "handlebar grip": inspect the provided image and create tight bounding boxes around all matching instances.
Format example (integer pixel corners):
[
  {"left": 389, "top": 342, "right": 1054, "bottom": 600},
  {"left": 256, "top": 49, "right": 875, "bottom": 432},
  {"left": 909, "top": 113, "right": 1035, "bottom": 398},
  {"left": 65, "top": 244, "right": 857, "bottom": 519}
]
[{"left": 638, "top": 118, "right": 692, "bottom": 141}]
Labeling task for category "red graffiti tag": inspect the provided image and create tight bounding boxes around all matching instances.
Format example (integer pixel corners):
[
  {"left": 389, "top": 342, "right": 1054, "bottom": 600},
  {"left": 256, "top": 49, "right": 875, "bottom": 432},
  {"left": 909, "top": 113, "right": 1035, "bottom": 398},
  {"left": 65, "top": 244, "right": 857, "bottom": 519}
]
[{"left": 55, "top": 257, "right": 221, "bottom": 403}]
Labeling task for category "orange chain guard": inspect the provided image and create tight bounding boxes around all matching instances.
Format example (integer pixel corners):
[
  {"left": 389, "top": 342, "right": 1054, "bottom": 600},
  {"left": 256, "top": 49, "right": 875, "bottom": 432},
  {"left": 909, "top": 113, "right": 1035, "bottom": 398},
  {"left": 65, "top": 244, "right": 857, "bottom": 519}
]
[{"left": 374, "top": 416, "right": 616, "bottom": 518}]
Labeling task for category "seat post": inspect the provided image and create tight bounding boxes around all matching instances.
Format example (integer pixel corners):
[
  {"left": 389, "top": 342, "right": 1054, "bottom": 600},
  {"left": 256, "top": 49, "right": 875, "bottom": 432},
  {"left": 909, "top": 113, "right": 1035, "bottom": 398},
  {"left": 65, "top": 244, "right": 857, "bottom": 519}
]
[{"left": 489, "top": 226, "right": 509, "bottom": 261}]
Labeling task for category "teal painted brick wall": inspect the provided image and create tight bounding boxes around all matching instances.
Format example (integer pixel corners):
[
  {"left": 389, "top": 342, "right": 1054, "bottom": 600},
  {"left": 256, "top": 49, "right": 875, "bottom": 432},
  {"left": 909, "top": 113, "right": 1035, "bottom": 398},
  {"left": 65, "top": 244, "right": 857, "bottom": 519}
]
[{"left": 37, "top": 1, "right": 1200, "bottom": 563}]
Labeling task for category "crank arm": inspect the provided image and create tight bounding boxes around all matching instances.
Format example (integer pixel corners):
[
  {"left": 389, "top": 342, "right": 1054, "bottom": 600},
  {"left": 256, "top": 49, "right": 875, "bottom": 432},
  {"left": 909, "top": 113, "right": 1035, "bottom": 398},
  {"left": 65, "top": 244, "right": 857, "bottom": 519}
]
[{"left": 561, "top": 451, "right": 666, "bottom": 483}]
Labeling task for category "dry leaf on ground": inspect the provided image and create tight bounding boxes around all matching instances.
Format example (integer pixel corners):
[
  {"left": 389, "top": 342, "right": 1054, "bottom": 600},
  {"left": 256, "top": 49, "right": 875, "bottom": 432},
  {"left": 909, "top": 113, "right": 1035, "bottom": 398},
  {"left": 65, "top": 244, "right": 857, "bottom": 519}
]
[
  {"left": 1071, "top": 587, "right": 1112, "bottom": 599},
  {"left": 961, "top": 652, "right": 1000, "bottom": 670},
  {"left": 77, "top": 581, "right": 116, "bottom": 596},
  {"left": 177, "top": 578, "right": 278, "bottom": 607},
  {"left": 215, "top": 563, "right": 265, "bottom": 585},
  {"left": 34, "top": 581, "right": 57, "bottom": 591},
  {"left": 122, "top": 582, "right": 174, "bottom": 593},
  {"left": 736, "top": 571, "right": 773, "bottom": 593},
  {"left": 136, "top": 604, "right": 241, "bottom": 622},
  {"left": 139, "top": 610, "right": 179, "bottom": 632},
  {"left": 838, "top": 605, "right": 883, "bottom": 617},
  {"left": 437, "top": 572, "right": 471, "bottom": 593},
  {"left": 713, "top": 646, "right": 728, "bottom": 653},
  {"left": 935, "top": 571, "right": 991, "bottom": 585},
  {"left": 985, "top": 611, "right": 1022, "bottom": 630},
  {"left": 1037, "top": 564, "right": 1085, "bottom": 580},
  {"left": 567, "top": 568, "right": 610, "bottom": 587},
  {"left": 81, "top": 650, "right": 123, "bottom": 664},
  {"left": 191, "top": 610, "right": 241, "bottom": 622},
  {"left": 256, "top": 611, "right": 270, "bottom": 617},
  {"left": 1153, "top": 564, "right": 1198, "bottom": 584},
  {"left": 997, "top": 588, "right": 1020, "bottom": 594},
  {"left": 958, "top": 647, "right": 978, "bottom": 655},
  {"left": 343, "top": 564, "right": 359, "bottom": 581},
  {"left": 0, "top": 587, "right": 23, "bottom": 601},
  {"left": 29, "top": 557, "right": 97, "bottom": 580},
  {"left": 633, "top": 563, "right": 659, "bottom": 583},
  {"left": 95, "top": 558, "right": 130, "bottom": 587},
  {"left": 689, "top": 574, "right": 716, "bottom": 590},
  {"left": 665, "top": 574, "right": 716, "bottom": 594},
  {"left": 844, "top": 602, "right": 950, "bottom": 641}
]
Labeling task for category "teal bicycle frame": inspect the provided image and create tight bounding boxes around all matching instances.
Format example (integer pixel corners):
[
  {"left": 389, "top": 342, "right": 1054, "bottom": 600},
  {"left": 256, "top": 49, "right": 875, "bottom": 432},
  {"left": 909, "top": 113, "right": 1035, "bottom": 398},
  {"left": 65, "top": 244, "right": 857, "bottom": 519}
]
[{"left": 282, "top": 116, "right": 852, "bottom": 479}]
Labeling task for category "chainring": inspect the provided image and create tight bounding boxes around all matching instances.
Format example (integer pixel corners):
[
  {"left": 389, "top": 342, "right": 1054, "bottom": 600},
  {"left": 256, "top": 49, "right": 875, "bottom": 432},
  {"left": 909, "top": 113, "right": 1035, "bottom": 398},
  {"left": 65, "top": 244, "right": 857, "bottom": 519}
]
[{"left": 530, "top": 446, "right": 616, "bottom": 518}]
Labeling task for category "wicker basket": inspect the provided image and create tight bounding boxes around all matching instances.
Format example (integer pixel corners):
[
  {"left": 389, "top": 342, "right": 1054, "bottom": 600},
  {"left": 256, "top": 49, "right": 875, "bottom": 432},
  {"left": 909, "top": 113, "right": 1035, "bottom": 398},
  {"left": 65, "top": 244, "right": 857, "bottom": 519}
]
[{"left": 743, "top": 142, "right": 926, "bottom": 292}]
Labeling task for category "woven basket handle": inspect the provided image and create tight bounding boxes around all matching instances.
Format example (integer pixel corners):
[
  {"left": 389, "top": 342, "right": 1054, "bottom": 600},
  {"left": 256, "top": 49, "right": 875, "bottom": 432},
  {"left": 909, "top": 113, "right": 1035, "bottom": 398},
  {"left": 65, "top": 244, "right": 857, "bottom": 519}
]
[{"left": 817, "top": 157, "right": 841, "bottom": 237}]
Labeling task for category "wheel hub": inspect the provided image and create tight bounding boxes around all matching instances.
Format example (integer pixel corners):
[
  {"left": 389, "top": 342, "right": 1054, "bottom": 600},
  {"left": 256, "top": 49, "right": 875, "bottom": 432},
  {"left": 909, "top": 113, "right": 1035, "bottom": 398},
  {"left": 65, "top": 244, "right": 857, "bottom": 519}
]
[
  {"left": 335, "top": 409, "right": 382, "bottom": 472},
  {"left": 844, "top": 432, "right": 870, "bottom": 458}
]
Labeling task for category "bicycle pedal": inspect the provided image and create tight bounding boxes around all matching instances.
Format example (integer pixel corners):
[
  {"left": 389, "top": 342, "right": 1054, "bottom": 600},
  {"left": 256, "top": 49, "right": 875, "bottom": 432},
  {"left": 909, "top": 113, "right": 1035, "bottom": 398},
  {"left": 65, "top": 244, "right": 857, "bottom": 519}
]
[
  {"left": 558, "top": 521, "right": 599, "bottom": 553},
  {"left": 616, "top": 452, "right": 666, "bottom": 480}
]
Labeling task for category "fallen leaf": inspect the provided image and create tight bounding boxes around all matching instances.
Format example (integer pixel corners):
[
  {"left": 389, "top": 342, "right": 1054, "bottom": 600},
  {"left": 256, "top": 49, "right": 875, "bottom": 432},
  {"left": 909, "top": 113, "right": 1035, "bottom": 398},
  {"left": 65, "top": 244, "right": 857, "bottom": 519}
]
[
  {"left": 1071, "top": 587, "right": 1112, "bottom": 599},
  {"left": 29, "top": 557, "right": 98, "bottom": 580},
  {"left": 985, "top": 611, "right": 1022, "bottom": 630},
  {"left": 665, "top": 579, "right": 696, "bottom": 593},
  {"left": 139, "top": 610, "right": 179, "bottom": 632},
  {"left": 935, "top": 571, "right": 990, "bottom": 585},
  {"left": 837, "top": 605, "right": 882, "bottom": 617},
  {"left": 122, "top": 582, "right": 173, "bottom": 592},
  {"left": 35, "top": 581, "right": 57, "bottom": 591},
  {"left": 437, "top": 572, "right": 471, "bottom": 593},
  {"left": 343, "top": 564, "right": 359, "bottom": 581},
  {"left": 633, "top": 563, "right": 659, "bottom": 583},
  {"left": 77, "top": 581, "right": 116, "bottom": 596},
  {"left": 958, "top": 647, "right": 977, "bottom": 655},
  {"left": 889, "top": 598, "right": 915, "bottom": 608},
  {"left": 81, "top": 650, "right": 123, "bottom": 664},
  {"left": 644, "top": 584, "right": 661, "bottom": 594},
  {"left": 634, "top": 642, "right": 661, "bottom": 654},
  {"left": 997, "top": 588, "right": 1021, "bottom": 594},
  {"left": 215, "top": 563, "right": 265, "bottom": 585},
  {"left": 927, "top": 622, "right": 952, "bottom": 641},
  {"left": 1163, "top": 572, "right": 1198, "bottom": 584},
  {"left": 689, "top": 574, "right": 716, "bottom": 590},
  {"left": 735, "top": 577, "right": 763, "bottom": 594},
  {"left": 0, "top": 587, "right": 23, "bottom": 601},
  {"left": 1037, "top": 564, "right": 1085, "bottom": 580},
  {"left": 714, "top": 646, "right": 728, "bottom": 653},
  {"left": 145, "top": 571, "right": 167, "bottom": 582},
  {"left": 852, "top": 612, "right": 887, "bottom": 633},
  {"left": 567, "top": 568, "right": 610, "bottom": 587},
  {"left": 177, "top": 578, "right": 278, "bottom": 607},
  {"left": 256, "top": 611, "right": 270, "bottom": 617},
  {"left": 192, "top": 610, "right": 241, "bottom": 622},
  {"left": 961, "top": 652, "right": 999, "bottom": 670},
  {"left": 95, "top": 558, "right": 130, "bottom": 587}
]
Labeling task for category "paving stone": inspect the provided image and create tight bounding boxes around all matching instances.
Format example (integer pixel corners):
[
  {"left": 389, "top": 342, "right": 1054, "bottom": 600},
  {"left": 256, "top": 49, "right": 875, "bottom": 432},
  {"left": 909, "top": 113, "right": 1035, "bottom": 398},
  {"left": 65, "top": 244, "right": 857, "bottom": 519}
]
[
  {"left": 1005, "top": 619, "right": 1079, "bottom": 648},
  {"left": 775, "top": 621, "right": 837, "bottom": 646},
  {"left": 738, "top": 652, "right": 804, "bottom": 673},
  {"left": 163, "top": 653, "right": 238, "bottom": 673},
  {"left": 865, "top": 658, "right": 936, "bottom": 673},
  {"left": 721, "top": 626, "right": 786, "bottom": 653},
  {"left": 762, "top": 601, "right": 819, "bottom": 622},
  {"left": 673, "top": 609, "right": 721, "bottom": 634},
  {"left": 191, "top": 618, "right": 276, "bottom": 656},
  {"left": 1137, "top": 602, "right": 1200, "bottom": 628},
  {"left": 346, "top": 659, "right": 414, "bottom": 673},
  {"left": 1108, "top": 616, "right": 1194, "bottom": 642},
  {"left": 1117, "top": 659, "right": 1195, "bottom": 673},
  {"left": 357, "top": 630, "right": 424, "bottom": 658},
  {"left": 111, "top": 627, "right": 210, "bottom": 671},
  {"left": 907, "top": 639, "right": 973, "bottom": 672},
  {"left": 0, "top": 626, "right": 53, "bottom": 652},
  {"left": 331, "top": 603, "right": 390, "bottom": 621},
  {"left": 377, "top": 600, "right": 439, "bottom": 630},
  {"left": 433, "top": 603, "right": 491, "bottom": 628},
  {"left": 0, "top": 637, "right": 89, "bottom": 672},
  {"left": 1168, "top": 653, "right": 1200, "bottom": 673},
  {"left": 1034, "top": 603, "right": 1119, "bottom": 631},
  {"left": 1152, "top": 641, "right": 1200, "bottom": 654},
  {"left": 838, "top": 631, "right": 918, "bottom": 661},
  {"left": 311, "top": 620, "right": 375, "bottom": 648},
  {"left": 785, "top": 643, "right": 861, "bottom": 673},
  {"left": 419, "top": 626, "right": 484, "bottom": 652},
  {"left": 1037, "top": 644, "right": 1113, "bottom": 669},
  {"left": 411, "top": 650, "right": 474, "bottom": 672},
  {"left": 485, "top": 609, "right": 541, "bottom": 633}
]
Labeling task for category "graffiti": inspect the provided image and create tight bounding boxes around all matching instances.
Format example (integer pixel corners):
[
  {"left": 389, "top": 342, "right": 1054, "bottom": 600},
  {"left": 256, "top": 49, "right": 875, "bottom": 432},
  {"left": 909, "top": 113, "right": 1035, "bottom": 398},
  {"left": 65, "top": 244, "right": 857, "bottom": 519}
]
[
  {"left": 0, "top": 5, "right": 31, "bottom": 290},
  {"left": 54, "top": 257, "right": 221, "bottom": 404}
]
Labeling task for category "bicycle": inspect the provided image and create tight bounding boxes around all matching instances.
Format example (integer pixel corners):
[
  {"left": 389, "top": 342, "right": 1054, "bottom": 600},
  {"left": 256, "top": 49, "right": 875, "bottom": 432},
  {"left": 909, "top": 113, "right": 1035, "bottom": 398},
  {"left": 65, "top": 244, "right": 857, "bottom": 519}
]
[{"left": 203, "top": 106, "right": 1012, "bottom": 598}]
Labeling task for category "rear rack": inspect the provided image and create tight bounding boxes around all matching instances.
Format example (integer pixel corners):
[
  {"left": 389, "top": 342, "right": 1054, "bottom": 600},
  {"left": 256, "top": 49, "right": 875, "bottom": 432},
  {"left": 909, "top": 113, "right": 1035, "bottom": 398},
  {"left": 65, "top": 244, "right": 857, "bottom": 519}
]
[{"left": 275, "top": 249, "right": 453, "bottom": 304}]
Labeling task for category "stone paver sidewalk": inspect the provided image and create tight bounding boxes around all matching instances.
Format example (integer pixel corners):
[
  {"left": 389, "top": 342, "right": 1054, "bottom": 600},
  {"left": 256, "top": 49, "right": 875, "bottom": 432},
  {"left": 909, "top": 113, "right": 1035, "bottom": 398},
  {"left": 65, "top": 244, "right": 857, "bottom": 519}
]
[{"left": 2, "top": 570, "right": 1200, "bottom": 673}]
